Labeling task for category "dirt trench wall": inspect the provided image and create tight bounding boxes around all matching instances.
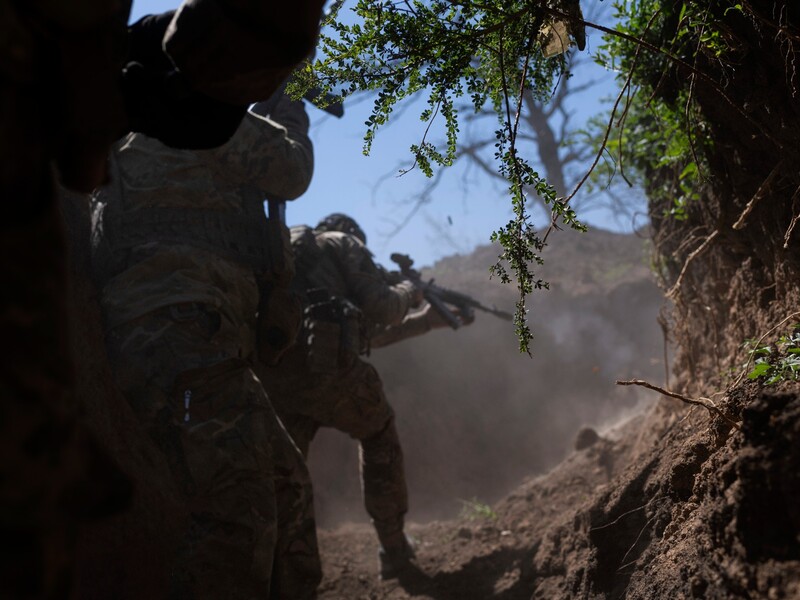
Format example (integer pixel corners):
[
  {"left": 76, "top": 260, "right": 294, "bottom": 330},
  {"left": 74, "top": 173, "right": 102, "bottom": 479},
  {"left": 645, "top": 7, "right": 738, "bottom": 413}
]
[
  {"left": 522, "top": 384, "right": 800, "bottom": 600},
  {"left": 649, "top": 1, "right": 800, "bottom": 391},
  {"left": 552, "top": 2, "right": 800, "bottom": 597}
]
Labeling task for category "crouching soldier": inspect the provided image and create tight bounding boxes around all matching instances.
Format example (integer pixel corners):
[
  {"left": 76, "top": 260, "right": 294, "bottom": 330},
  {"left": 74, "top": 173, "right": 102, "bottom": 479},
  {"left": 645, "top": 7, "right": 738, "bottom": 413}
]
[{"left": 258, "top": 213, "right": 473, "bottom": 580}]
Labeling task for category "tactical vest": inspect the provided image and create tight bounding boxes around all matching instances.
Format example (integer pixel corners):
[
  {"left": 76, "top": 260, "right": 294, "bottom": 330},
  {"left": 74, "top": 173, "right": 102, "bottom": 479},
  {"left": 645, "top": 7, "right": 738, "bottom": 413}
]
[
  {"left": 288, "top": 226, "right": 364, "bottom": 373},
  {"left": 91, "top": 144, "right": 295, "bottom": 284},
  {"left": 93, "top": 199, "right": 277, "bottom": 279}
]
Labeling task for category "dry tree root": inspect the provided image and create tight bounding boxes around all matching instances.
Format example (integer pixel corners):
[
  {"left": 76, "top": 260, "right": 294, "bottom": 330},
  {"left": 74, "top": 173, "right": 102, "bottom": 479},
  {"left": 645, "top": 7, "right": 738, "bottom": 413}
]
[
  {"left": 616, "top": 378, "right": 741, "bottom": 431},
  {"left": 783, "top": 183, "right": 800, "bottom": 249},
  {"left": 732, "top": 159, "right": 784, "bottom": 230},
  {"left": 665, "top": 230, "right": 719, "bottom": 300}
]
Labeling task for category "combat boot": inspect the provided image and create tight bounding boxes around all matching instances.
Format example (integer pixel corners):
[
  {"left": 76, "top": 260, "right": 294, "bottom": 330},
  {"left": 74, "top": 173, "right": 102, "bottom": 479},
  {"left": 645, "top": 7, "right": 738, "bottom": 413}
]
[{"left": 377, "top": 532, "right": 415, "bottom": 580}]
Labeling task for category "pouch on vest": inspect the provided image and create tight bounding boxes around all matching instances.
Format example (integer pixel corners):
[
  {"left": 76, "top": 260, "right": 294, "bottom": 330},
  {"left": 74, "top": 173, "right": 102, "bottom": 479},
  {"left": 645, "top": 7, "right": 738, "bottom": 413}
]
[{"left": 302, "top": 292, "right": 362, "bottom": 374}]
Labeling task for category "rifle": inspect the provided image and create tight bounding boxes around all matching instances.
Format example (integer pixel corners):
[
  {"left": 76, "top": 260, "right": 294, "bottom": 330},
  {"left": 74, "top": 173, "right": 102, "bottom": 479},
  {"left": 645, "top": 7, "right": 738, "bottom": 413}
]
[{"left": 390, "top": 253, "right": 514, "bottom": 330}]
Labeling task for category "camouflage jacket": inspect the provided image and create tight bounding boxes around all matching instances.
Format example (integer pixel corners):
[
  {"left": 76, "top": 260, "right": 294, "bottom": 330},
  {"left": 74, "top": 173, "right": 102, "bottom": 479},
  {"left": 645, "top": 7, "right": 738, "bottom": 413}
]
[
  {"left": 368, "top": 307, "right": 434, "bottom": 349},
  {"left": 93, "top": 94, "right": 312, "bottom": 329},
  {"left": 294, "top": 230, "right": 416, "bottom": 329}
]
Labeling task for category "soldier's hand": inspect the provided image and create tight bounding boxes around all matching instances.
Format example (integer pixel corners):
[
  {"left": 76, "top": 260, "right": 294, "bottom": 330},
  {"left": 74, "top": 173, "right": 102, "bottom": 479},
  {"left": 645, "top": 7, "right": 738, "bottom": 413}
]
[
  {"left": 423, "top": 304, "right": 474, "bottom": 329},
  {"left": 410, "top": 284, "right": 425, "bottom": 308},
  {"left": 458, "top": 306, "right": 476, "bottom": 326}
]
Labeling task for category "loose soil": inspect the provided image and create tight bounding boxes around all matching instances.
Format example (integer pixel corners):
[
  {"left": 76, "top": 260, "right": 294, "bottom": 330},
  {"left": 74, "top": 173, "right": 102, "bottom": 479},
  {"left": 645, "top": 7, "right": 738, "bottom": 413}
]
[{"left": 315, "top": 383, "right": 800, "bottom": 599}]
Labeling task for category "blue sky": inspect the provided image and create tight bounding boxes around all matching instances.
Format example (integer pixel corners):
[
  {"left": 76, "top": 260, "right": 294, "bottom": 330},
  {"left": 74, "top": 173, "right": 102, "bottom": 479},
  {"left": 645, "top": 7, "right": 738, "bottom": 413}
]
[{"left": 129, "top": 1, "right": 643, "bottom": 268}]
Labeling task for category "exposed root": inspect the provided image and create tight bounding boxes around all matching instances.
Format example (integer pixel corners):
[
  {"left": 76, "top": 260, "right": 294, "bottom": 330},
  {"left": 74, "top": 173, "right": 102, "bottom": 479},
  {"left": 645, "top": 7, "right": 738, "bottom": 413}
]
[
  {"left": 617, "top": 513, "right": 658, "bottom": 573},
  {"left": 783, "top": 183, "right": 800, "bottom": 249},
  {"left": 657, "top": 307, "right": 671, "bottom": 387},
  {"left": 665, "top": 230, "right": 719, "bottom": 300},
  {"left": 731, "top": 160, "right": 784, "bottom": 230},
  {"left": 616, "top": 378, "right": 741, "bottom": 430},
  {"left": 589, "top": 504, "right": 647, "bottom": 532}
]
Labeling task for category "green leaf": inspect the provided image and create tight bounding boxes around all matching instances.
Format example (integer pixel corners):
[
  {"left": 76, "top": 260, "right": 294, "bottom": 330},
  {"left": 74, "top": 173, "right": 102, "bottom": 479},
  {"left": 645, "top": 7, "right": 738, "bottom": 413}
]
[{"left": 747, "top": 362, "right": 772, "bottom": 379}]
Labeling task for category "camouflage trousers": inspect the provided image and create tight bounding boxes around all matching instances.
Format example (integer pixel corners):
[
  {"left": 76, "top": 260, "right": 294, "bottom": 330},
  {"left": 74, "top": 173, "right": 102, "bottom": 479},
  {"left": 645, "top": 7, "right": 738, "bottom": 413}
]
[
  {"left": 263, "top": 349, "right": 409, "bottom": 549},
  {"left": 105, "top": 302, "right": 320, "bottom": 599}
]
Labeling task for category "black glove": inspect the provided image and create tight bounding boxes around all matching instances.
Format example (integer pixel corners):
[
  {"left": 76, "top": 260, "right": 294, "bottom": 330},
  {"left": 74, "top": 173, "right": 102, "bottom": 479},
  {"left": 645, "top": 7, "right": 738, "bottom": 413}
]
[{"left": 121, "top": 11, "right": 247, "bottom": 149}]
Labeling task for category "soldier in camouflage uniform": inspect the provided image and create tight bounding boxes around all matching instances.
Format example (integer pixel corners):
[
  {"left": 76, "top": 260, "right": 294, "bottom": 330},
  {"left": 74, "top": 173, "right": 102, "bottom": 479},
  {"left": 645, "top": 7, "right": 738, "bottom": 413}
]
[
  {"left": 91, "top": 93, "right": 320, "bottom": 599},
  {"left": 259, "top": 214, "right": 471, "bottom": 579},
  {"left": 2, "top": 1, "right": 326, "bottom": 596}
]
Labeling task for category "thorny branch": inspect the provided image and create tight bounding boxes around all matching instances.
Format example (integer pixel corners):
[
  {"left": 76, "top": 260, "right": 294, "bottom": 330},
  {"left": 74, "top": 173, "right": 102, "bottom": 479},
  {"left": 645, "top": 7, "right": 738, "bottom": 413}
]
[{"left": 546, "top": 7, "right": 784, "bottom": 149}]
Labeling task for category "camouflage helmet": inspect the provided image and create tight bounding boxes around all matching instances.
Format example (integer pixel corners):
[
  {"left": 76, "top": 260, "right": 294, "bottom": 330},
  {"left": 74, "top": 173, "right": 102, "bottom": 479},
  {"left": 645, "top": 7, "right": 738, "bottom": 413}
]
[{"left": 315, "top": 213, "right": 367, "bottom": 244}]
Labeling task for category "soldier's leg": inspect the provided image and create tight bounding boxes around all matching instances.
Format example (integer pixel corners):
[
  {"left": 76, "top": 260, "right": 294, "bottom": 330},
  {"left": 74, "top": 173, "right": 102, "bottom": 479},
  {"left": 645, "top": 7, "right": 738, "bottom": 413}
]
[
  {"left": 106, "top": 304, "right": 280, "bottom": 599},
  {"left": 323, "top": 360, "right": 409, "bottom": 552},
  {"left": 360, "top": 417, "right": 409, "bottom": 551},
  {"left": 264, "top": 353, "right": 407, "bottom": 567},
  {"left": 269, "top": 414, "right": 322, "bottom": 600},
  {"left": 254, "top": 360, "right": 322, "bottom": 598}
]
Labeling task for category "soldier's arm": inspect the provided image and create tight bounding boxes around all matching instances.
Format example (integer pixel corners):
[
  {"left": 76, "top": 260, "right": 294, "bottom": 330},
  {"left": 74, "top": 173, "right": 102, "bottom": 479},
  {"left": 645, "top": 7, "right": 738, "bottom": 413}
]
[
  {"left": 370, "top": 303, "right": 472, "bottom": 348},
  {"left": 221, "top": 94, "right": 314, "bottom": 200},
  {"left": 335, "top": 237, "right": 418, "bottom": 326}
]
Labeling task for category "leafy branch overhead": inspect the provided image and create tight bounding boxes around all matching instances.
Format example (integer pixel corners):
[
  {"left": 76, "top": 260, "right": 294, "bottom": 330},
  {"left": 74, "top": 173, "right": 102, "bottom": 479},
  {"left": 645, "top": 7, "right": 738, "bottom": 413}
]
[{"left": 291, "top": 0, "right": 589, "bottom": 353}]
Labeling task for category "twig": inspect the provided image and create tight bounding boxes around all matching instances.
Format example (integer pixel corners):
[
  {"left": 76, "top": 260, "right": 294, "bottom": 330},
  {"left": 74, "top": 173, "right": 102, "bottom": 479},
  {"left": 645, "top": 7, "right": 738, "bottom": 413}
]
[
  {"left": 783, "top": 183, "right": 800, "bottom": 249},
  {"left": 666, "top": 230, "right": 719, "bottom": 299},
  {"left": 616, "top": 378, "right": 741, "bottom": 430},
  {"left": 617, "top": 513, "right": 658, "bottom": 572},
  {"left": 615, "top": 76, "right": 635, "bottom": 188},
  {"left": 657, "top": 308, "right": 671, "bottom": 388},
  {"left": 732, "top": 160, "right": 784, "bottom": 230},
  {"left": 398, "top": 96, "right": 443, "bottom": 176},
  {"left": 589, "top": 504, "right": 647, "bottom": 532},
  {"left": 683, "top": 22, "right": 706, "bottom": 184}
]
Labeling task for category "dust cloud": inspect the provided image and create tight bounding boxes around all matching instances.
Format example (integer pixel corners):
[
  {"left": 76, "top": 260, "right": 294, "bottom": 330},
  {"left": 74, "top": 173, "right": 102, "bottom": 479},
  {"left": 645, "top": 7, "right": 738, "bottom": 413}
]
[{"left": 306, "top": 230, "right": 666, "bottom": 527}]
